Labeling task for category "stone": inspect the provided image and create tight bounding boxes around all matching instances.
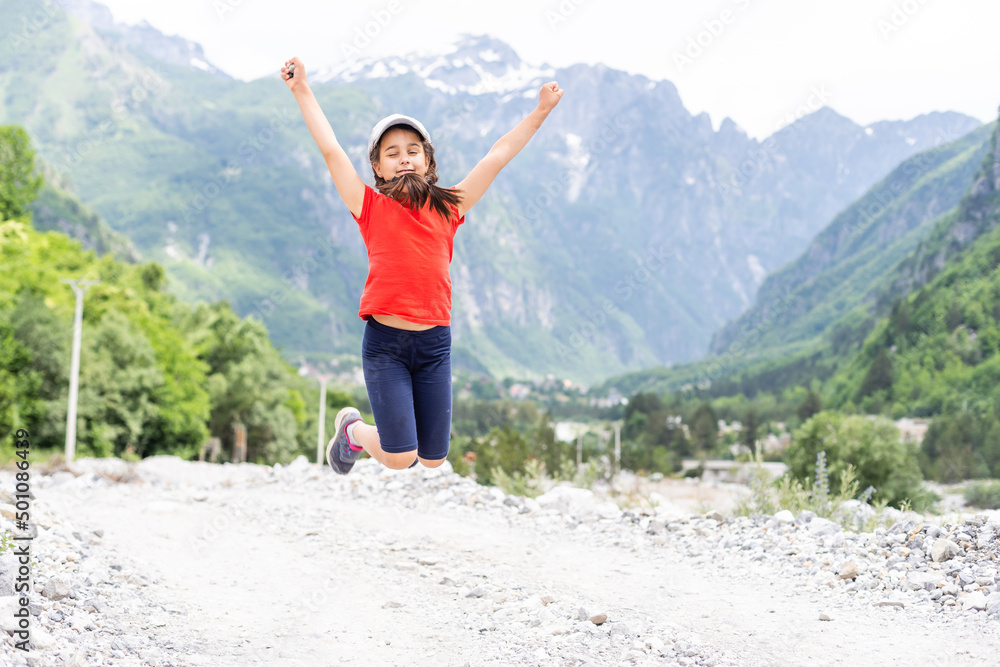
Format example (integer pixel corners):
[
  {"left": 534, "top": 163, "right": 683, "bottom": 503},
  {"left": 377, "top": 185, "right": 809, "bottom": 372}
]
[
  {"left": 904, "top": 571, "right": 944, "bottom": 592},
  {"left": 0, "top": 596, "right": 23, "bottom": 632},
  {"left": 589, "top": 613, "right": 608, "bottom": 625},
  {"left": 42, "top": 576, "right": 72, "bottom": 600},
  {"left": 466, "top": 586, "right": 486, "bottom": 598},
  {"left": 535, "top": 486, "right": 596, "bottom": 518},
  {"left": 838, "top": 561, "right": 859, "bottom": 580},
  {"left": 962, "top": 592, "right": 987, "bottom": 611},
  {"left": 931, "top": 538, "right": 961, "bottom": 563},
  {"left": 595, "top": 501, "right": 622, "bottom": 520},
  {"left": 808, "top": 518, "right": 840, "bottom": 537},
  {"left": 773, "top": 510, "right": 795, "bottom": 523},
  {"left": 818, "top": 613, "right": 832, "bottom": 621}
]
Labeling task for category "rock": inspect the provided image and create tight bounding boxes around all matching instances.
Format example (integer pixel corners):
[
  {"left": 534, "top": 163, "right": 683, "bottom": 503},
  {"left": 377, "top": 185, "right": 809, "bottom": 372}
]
[
  {"left": 875, "top": 600, "right": 905, "bottom": 608},
  {"left": 382, "top": 600, "right": 404, "bottom": 609},
  {"left": 466, "top": 586, "right": 486, "bottom": 598},
  {"left": 589, "top": 613, "right": 608, "bottom": 625},
  {"left": 535, "top": 486, "right": 596, "bottom": 518},
  {"left": 931, "top": 538, "right": 961, "bottom": 563},
  {"left": 818, "top": 613, "right": 832, "bottom": 621},
  {"left": 0, "top": 553, "right": 17, "bottom": 597},
  {"left": 42, "top": 576, "right": 72, "bottom": 600},
  {"left": 0, "top": 596, "right": 23, "bottom": 632},
  {"left": 577, "top": 607, "right": 589, "bottom": 621},
  {"left": 838, "top": 561, "right": 859, "bottom": 580},
  {"left": 962, "top": 591, "right": 988, "bottom": 611},
  {"left": 705, "top": 510, "right": 724, "bottom": 522},
  {"left": 904, "top": 571, "right": 944, "bottom": 592},
  {"left": 808, "top": 518, "right": 840, "bottom": 537},
  {"left": 595, "top": 501, "right": 622, "bottom": 520},
  {"left": 30, "top": 626, "right": 55, "bottom": 650},
  {"left": 773, "top": 510, "right": 795, "bottom": 523}
]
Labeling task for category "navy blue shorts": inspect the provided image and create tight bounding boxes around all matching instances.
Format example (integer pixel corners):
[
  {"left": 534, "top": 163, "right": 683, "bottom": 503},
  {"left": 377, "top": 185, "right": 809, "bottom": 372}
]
[{"left": 361, "top": 318, "right": 452, "bottom": 460}]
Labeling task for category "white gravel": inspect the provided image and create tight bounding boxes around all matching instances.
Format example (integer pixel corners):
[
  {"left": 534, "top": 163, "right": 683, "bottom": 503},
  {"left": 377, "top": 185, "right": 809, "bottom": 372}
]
[{"left": 1, "top": 455, "right": 998, "bottom": 666}]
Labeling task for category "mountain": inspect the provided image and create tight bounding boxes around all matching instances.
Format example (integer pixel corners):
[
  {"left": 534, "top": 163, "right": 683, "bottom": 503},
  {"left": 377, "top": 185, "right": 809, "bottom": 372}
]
[
  {"left": 709, "top": 121, "right": 995, "bottom": 360},
  {"left": 599, "top": 116, "right": 1000, "bottom": 429},
  {"left": 0, "top": 0, "right": 984, "bottom": 383},
  {"left": 31, "top": 160, "right": 142, "bottom": 262}
]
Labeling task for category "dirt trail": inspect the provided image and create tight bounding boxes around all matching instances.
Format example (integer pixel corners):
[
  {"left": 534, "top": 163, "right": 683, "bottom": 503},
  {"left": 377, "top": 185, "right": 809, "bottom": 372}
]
[{"left": 37, "top": 458, "right": 1000, "bottom": 666}]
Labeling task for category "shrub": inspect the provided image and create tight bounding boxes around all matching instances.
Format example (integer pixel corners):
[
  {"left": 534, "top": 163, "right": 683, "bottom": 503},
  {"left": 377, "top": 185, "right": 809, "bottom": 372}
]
[
  {"left": 785, "top": 411, "right": 926, "bottom": 509},
  {"left": 964, "top": 480, "right": 1000, "bottom": 509}
]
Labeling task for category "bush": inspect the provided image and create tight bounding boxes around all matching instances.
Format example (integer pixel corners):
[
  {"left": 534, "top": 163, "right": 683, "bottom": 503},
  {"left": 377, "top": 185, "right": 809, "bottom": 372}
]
[
  {"left": 785, "top": 411, "right": 927, "bottom": 509},
  {"left": 964, "top": 480, "right": 1000, "bottom": 509}
]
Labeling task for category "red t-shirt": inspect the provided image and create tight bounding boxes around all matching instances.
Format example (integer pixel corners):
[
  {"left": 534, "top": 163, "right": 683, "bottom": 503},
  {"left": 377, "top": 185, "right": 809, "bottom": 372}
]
[{"left": 352, "top": 185, "right": 465, "bottom": 326}]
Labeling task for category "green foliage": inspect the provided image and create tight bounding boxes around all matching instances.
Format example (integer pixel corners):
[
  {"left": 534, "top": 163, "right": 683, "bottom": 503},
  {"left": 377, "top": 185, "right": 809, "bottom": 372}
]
[
  {"left": 856, "top": 347, "right": 893, "bottom": 401},
  {"left": 0, "top": 124, "right": 342, "bottom": 464},
  {"left": 621, "top": 392, "right": 690, "bottom": 472},
  {"left": 796, "top": 388, "right": 822, "bottom": 422},
  {"left": 0, "top": 529, "right": 13, "bottom": 556},
  {"left": 785, "top": 411, "right": 926, "bottom": 508},
  {"left": 470, "top": 424, "right": 532, "bottom": 487},
  {"left": 491, "top": 459, "right": 546, "bottom": 498},
  {"left": 919, "top": 410, "right": 999, "bottom": 482},
  {"left": 736, "top": 449, "right": 899, "bottom": 530},
  {"left": 963, "top": 480, "right": 1000, "bottom": 509},
  {"left": 0, "top": 125, "right": 43, "bottom": 221}
]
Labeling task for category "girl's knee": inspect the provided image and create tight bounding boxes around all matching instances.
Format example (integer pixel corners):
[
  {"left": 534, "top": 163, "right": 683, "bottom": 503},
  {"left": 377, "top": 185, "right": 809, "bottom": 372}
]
[
  {"left": 418, "top": 457, "right": 446, "bottom": 468},
  {"left": 383, "top": 451, "right": 418, "bottom": 470}
]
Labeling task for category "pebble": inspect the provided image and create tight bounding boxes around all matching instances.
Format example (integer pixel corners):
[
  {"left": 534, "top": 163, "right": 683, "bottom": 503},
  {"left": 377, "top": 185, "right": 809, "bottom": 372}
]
[{"left": 2, "top": 456, "right": 998, "bottom": 667}]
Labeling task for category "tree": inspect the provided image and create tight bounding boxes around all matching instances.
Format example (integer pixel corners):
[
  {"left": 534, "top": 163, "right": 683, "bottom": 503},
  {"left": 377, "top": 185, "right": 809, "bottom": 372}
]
[
  {"left": 857, "top": 348, "right": 894, "bottom": 400},
  {"left": 786, "top": 411, "right": 924, "bottom": 507},
  {"left": 690, "top": 402, "right": 718, "bottom": 453},
  {"left": 0, "top": 125, "right": 44, "bottom": 221},
  {"left": 742, "top": 406, "right": 760, "bottom": 455},
  {"left": 796, "top": 389, "right": 822, "bottom": 422}
]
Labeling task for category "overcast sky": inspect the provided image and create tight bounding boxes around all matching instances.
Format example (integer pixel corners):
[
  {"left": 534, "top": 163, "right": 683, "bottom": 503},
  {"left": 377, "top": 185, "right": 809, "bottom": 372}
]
[{"left": 96, "top": 0, "right": 1000, "bottom": 139}]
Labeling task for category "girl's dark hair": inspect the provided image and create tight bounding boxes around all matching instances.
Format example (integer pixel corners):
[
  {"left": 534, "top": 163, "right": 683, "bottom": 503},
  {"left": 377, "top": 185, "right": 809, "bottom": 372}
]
[{"left": 369, "top": 124, "right": 463, "bottom": 220}]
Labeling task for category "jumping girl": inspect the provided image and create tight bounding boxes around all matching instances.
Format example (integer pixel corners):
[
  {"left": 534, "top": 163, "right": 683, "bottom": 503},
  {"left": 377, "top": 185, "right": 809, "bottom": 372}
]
[{"left": 281, "top": 56, "right": 563, "bottom": 474}]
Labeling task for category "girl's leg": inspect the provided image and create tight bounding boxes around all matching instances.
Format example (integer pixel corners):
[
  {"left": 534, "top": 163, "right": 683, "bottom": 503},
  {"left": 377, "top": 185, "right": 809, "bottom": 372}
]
[
  {"left": 359, "top": 320, "right": 419, "bottom": 469},
  {"left": 350, "top": 423, "right": 415, "bottom": 469},
  {"left": 411, "top": 327, "right": 452, "bottom": 467}
]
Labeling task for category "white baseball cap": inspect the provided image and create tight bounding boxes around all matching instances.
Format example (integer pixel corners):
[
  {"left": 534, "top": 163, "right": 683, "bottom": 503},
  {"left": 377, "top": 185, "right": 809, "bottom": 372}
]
[{"left": 367, "top": 114, "right": 431, "bottom": 156}]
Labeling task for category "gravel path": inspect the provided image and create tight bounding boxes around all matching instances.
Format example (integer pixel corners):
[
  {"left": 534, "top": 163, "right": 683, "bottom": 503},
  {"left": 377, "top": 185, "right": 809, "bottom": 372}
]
[{"left": 1, "top": 455, "right": 999, "bottom": 666}]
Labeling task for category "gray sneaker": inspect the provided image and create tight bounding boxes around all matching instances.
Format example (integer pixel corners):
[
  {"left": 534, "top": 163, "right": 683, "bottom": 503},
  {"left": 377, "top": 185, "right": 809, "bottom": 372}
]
[{"left": 326, "top": 407, "right": 364, "bottom": 475}]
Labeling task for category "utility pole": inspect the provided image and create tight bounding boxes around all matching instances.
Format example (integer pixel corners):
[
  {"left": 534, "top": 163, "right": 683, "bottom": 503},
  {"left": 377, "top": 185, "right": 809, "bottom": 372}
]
[
  {"left": 315, "top": 374, "right": 331, "bottom": 464},
  {"left": 61, "top": 278, "right": 100, "bottom": 463}
]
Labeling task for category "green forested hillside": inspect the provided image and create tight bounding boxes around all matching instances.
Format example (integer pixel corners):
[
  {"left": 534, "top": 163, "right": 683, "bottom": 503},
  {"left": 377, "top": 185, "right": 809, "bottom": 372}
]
[
  {"left": 0, "top": 124, "right": 352, "bottom": 463},
  {"left": 602, "top": 115, "right": 1000, "bottom": 483},
  {"left": 710, "top": 122, "right": 995, "bottom": 358}
]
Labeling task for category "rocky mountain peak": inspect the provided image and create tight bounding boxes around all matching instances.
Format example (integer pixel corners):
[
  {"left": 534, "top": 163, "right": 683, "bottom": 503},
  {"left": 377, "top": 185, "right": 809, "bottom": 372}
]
[{"left": 315, "top": 33, "right": 554, "bottom": 96}]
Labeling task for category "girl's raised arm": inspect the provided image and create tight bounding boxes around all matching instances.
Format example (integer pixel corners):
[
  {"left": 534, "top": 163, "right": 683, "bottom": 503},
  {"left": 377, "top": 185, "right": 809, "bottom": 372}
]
[
  {"left": 453, "top": 82, "right": 564, "bottom": 218},
  {"left": 282, "top": 57, "right": 365, "bottom": 218}
]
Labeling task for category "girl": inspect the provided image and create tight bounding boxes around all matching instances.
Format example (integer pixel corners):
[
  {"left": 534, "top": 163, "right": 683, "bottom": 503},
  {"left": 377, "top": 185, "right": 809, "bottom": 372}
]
[{"left": 281, "top": 56, "right": 563, "bottom": 474}]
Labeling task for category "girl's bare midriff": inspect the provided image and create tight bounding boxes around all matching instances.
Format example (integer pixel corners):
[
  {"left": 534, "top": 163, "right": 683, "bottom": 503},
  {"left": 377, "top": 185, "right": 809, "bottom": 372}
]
[{"left": 372, "top": 314, "right": 437, "bottom": 331}]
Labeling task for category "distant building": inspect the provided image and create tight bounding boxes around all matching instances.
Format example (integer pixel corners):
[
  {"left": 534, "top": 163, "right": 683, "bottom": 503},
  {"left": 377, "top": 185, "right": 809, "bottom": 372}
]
[{"left": 895, "top": 417, "right": 929, "bottom": 444}]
